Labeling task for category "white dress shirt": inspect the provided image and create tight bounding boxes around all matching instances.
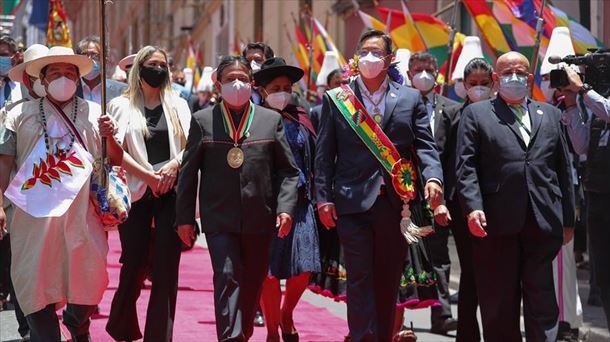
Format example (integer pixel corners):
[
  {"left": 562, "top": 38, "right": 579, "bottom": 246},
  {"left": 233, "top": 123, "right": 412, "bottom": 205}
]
[
  {"left": 82, "top": 80, "right": 101, "bottom": 104},
  {"left": 424, "top": 92, "right": 435, "bottom": 137},
  {"left": 356, "top": 76, "right": 389, "bottom": 121}
]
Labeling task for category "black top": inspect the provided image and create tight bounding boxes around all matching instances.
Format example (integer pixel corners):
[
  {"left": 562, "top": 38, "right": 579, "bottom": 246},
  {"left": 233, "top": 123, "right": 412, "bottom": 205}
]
[{"left": 144, "top": 104, "right": 170, "bottom": 165}]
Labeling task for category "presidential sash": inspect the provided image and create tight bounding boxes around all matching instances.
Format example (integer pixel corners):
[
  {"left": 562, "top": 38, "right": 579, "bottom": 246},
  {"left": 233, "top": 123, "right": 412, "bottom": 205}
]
[{"left": 327, "top": 85, "right": 417, "bottom": 202}]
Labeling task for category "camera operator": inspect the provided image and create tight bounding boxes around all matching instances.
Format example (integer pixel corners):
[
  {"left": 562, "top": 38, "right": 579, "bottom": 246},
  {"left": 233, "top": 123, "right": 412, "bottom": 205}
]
[{"left": 561, "top": 65, "right": 610, "bottom": 330}]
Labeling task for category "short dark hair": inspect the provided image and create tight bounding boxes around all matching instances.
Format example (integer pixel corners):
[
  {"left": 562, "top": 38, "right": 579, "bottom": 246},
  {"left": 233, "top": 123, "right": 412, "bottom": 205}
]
[
  {"left": 408, "top": 52, "right": 438, "bottom": 70},
  {"left": 326, "top": 68, "right": 343, "bottom": 87},
  {"left": 0, "top": 35, "right": 17, "bottom": 54},
  {"left": 242, "top": 42, "right": 274, "bottom": 60},
  {"left": 357, "top": 29, "right": 393, "bottom": 56},
  {"left": 216, "top": 55, "right": 251, "bottom": 82},
  {"left": 463, "top": 57, "right": 494, "bottom": 81},
  {"left": 75, "top": 35, "right": 101, "bottom": 54}
]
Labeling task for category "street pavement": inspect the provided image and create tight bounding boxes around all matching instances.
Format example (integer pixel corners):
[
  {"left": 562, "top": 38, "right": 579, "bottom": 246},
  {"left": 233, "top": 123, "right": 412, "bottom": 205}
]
[{"left": 1, "top": 236, "right": 608, "bottom": 341}]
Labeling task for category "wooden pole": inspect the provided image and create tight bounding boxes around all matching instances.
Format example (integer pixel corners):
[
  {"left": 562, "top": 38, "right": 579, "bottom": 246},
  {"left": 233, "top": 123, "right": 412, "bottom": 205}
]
[
  {"left": 441, "top": 0, "right": 460, "bottom": 96},
  {"left": 98, "top": 0, "right": 108, "bottom": 187}
]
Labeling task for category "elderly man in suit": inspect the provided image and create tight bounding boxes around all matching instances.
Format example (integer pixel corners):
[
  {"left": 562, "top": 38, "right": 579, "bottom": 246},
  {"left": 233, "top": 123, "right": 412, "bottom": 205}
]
[
  {"left": 315, "top": 29, "right": 443, "bottom": 342},
  {"left": 75, "top": 36, "right": 127, "bottom": 104},
  {"left": 456, "top": 51, "right": 575, "bottom": 341}
]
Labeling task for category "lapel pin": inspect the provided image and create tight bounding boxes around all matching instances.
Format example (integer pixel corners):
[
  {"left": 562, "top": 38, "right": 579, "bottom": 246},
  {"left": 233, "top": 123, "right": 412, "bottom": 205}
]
[
  {"left": 390, "top": 92, "right": 396, "bottom": 98},
  {"left": 246, "top": 132, "right": 251, "bottom": 138},
  {"left": 536, "top": 109, "right": 544, "bottom": 115}
]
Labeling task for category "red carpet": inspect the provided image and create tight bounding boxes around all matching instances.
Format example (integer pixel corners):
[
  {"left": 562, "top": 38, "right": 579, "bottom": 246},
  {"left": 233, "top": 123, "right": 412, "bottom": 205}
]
[{"left": 89, "top": 232, "right": 348, "bottom": 341}]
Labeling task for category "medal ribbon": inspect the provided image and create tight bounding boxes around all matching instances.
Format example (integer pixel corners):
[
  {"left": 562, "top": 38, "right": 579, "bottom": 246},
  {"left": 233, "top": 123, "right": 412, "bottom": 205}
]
[
  {"left": 327, "top": 85, "right": 416, "bottom": 201},
  {"left": 221, "top": 100, "right": 255, "bottom": 144}
]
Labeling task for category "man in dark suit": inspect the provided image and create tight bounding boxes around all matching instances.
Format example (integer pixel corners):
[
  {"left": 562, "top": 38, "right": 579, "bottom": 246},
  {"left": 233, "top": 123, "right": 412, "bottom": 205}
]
[
  {"left": 315, "top": 30, "right": 443, "bottom": 341},
  {"left": 407, "top": 52, "right": 461, "bottom": 335},
  {"left": 456, "top": 51, "right": 575, "bottom": 341},
  {"left": 74, "top": 35, "right": 127, "bottom": 104},
  {"left": 175, "top": 56, "right": 298, "bottom": 341},
  {"left": 310, "top": 68, "right": 344, "bottom": 131}
]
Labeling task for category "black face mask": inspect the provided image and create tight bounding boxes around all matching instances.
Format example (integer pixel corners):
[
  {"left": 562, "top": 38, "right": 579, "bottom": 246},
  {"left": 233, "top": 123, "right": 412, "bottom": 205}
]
[{"left": 140, "top": 66, "right": 167, "bottom": 88}]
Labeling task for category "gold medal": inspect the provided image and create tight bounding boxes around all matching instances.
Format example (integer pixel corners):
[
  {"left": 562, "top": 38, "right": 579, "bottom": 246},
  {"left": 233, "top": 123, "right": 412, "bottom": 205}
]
[
  {"left": 227, "top": 147, "right": 244, "bottom": 168},
  {"left": 374, "top": 114, "right": 383, "bottom": 124}
]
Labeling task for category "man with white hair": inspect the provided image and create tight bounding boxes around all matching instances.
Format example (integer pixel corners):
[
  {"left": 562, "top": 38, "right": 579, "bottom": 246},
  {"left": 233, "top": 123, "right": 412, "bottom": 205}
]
[{"left": 0, "top": 46, "right": 122, "bottom": 341}]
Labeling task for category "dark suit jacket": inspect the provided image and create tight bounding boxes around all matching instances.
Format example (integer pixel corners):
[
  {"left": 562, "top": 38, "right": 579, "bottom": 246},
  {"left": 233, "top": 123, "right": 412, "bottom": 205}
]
[
  {"left": 315, "top": 79, "right": 443, "bottom": 215},
  {"left": 175, "top": 102, "right": 299, "bottom": 233},
  {"left": 310, "top": 104, "right": 322, "bottom": 132},
  {"left": 430, "top": 94, "right": 461, "bottom": 201},
  {"left": 456, "top": 96, "right": 575, "bottom": 236}
]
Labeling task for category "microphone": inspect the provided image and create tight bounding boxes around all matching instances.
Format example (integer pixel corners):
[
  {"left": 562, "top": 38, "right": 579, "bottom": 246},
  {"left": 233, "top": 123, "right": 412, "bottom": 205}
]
[{"left": 548, "top": 55, "right": 563, "bottom": 64}]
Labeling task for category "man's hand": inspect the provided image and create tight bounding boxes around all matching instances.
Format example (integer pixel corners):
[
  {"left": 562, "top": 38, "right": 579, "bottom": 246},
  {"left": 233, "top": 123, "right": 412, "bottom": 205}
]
[
  {"left": 0, "top": 207, "right": 7, "bottom": 240},
  {"left": 563, "top": 227, "right": 574, "bottom": 246},
  {"left": 467, "top": 210, "right": 487, "bottom": 238},
  {"left": 276, "top": 213, "right": 293, "bottom": 238},
  {"left": 434, "top": 204, "right": 452, "bottom": 227},
  {"left": 177, "top": 224, "right": 196, "bottom": 248},
  {"left": 424, "top": 181, "right": 443, "bottom": 209},
  {"left": 563, "top": 66, "right": 584, "bottom": 93},
  {"left": 318, "top": 203, "right": 337, "bottom": 229}
]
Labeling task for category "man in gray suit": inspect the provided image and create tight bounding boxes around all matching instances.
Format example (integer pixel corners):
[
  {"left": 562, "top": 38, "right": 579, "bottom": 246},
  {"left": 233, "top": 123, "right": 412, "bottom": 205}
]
[{"left": 75, "top": 36, "right": 126, "bottom": 104}]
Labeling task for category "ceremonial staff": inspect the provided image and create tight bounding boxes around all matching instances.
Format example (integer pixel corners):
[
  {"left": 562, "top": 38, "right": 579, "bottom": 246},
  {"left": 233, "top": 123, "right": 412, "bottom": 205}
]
[
  {"left": 98, "top": 0, "right": 109, "bottom": 188},
  {"left": 441, "top": 0, "right": 460, "bottom": 96},
  {"left": 530, "top": 0, "right": 548, "bottom": 96}
]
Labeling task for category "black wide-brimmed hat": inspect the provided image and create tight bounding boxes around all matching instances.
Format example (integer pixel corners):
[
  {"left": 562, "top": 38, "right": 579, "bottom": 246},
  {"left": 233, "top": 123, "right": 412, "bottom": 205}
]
[{"left": 253, "top": 57, "right": 304, "bottom": 86}]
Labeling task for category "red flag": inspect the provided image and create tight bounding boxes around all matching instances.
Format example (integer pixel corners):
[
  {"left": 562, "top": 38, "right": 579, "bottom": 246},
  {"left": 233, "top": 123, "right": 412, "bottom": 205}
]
[{"left": 47, "top": 0, "right": 72, "bottom": 48}]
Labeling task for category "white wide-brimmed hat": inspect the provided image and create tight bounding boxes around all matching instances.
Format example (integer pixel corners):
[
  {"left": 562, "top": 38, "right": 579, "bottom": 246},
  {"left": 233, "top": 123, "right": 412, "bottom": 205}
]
[
  {"left": 26, "top": 46, "right": 93, "bottom": 77},
  {"left": 197, "top": 66, "right": 215, "bottom": 92},
  {"left": 452, "top": 36, "right": 484, "bottom": 80},
  {"left": 119, "top": 54, "right": 136, "bottom": 71},
  {"left": 540, "top": 27, "right": 577, "bottom": 76},
  {"left": 394, "top": 48, "right": 412, "bottom": 86},
  {"left": 8, "top": 44, "right": 49, "bottom": 83},
  {"left": 316, "top": 51, "right": 342, "bottom": 87}
]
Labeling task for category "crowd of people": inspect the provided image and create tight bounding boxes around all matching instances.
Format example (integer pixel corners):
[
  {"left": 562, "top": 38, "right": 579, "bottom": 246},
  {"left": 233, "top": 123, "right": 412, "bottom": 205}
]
[{"left": 0, "top": 24, "right": 608, "bottom": 342}]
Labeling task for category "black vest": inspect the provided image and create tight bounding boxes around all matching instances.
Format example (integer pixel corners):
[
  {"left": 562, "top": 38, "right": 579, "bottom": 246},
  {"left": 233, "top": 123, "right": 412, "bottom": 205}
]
[{"left": 584, "top": 117, "right": 610, "bottom": 193}]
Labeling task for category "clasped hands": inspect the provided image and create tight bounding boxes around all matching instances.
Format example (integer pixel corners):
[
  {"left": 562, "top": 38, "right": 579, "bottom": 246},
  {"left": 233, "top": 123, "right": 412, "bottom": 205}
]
[{"left": 144, "top": 160, "right": 180, "bottom": 197}]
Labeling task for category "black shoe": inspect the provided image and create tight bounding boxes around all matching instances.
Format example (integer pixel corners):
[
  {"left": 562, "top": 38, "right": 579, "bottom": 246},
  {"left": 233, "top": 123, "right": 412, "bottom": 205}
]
[
  {"left": 430, "top": 317, "right": 458, "bottom": 335},
  {"left": 281, "top": 331, "right": 299, "bottom": 342},
  {"left": 449, "top": 291, "right": 459, "bottom": 304},
  {"left": 254, "top": 309, "right": 265, "bottom": 327}
]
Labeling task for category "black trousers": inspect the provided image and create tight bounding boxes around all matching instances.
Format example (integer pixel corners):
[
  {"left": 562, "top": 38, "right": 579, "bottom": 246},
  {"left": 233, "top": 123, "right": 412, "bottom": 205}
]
[
  {"left": 205, "top": 232, "right": 272, "bottom": 342},
  {"left": 27, "top": 303, "right": 96, "bottom": 342},
  {"left": 337, "top": 194, "right": 407, "bottom": 342},
  {"left": 425, "top": 217, "right": 453, "bottom": 324},
  {"left": 473, "top": 206, "right": 562, "bottom": 342},
  {"left": 446, "top": 200, "right": 480, "bottom": 342},
  {"left": 106, "top": 190, "right": 181, "bottom": 341},
  {"left": 586, "top": 191, "right": 610, "bottom": 329},
  {"left": 2, "top": 233, "right": 29, "bottom": 337}
]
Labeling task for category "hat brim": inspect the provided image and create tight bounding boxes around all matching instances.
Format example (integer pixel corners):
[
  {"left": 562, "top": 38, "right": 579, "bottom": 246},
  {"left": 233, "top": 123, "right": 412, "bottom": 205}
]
[
  {"left": 118, "top": 55, "right": 136, "bottom": 71},
  {"left": 254, "top": 65, "right": 304, "bottom": 86},
  {"left": 26, "top": 54, "right": 93, "bottom": 78},
  {"left": 8, "top": 63, "right": 27, "bottom": 83}
]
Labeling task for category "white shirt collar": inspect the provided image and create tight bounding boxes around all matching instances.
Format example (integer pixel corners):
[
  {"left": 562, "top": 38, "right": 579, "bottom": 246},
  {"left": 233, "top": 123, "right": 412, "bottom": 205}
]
[{"left": 356, "top": 76, "right": 389, "bottom": 98}]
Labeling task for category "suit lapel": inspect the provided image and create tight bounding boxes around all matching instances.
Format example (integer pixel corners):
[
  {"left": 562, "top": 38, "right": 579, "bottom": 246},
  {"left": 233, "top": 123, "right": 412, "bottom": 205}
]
[
  {"left": 382, "top": 81, "right": 399, "bottom": 129},
  {"left": 351, "top": 81, "right": 365, "bottom": 105},
  {"left": 527, "top": 100, "right": 543, "bottom": 144},
  {"left": 433, "top": 94, "right": 443, "bottom": 134},
  {"left": 491, "top": 97, "right": 527, "bottom": 150}
]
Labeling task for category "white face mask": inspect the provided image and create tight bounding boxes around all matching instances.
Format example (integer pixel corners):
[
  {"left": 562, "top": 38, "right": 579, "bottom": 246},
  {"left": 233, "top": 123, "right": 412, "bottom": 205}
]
[
  {"left": 266, "top": 91, "right": 291, "bottom": 111},
  {"left": 540, "top": 79, "right": 555, "bottom": 103},
  {"left": 358, "top": 52, "right": 385, "bottom": 79},
  {"left": 499, "top": 73, "right": 529, "bottom": 103},
  {"left": 221, "top": 79, "right": 252, "bottom": 107},
  {"left": 33, "top": 78, "right": 47, "bottom": 98},
  {"left": 467, "top": 85, "right": 492, "bottom": 103},
  {"left": 454, "top": 80, "right": 467, "bottom": 99},
  {"left": 46, "top": 76, "right": 77, "bottom": 102},
  {"left": 412, "top": 71, "right": 436, "bottom": 92},
  {"left": 250, "top": 60, "right": 262, "bottom": 73}
]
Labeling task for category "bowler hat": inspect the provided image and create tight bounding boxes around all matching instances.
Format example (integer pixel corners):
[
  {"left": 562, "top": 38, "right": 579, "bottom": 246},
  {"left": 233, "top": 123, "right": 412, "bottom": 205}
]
[{"left": 253, "top": 57, "right": 304, "bottom": 86}]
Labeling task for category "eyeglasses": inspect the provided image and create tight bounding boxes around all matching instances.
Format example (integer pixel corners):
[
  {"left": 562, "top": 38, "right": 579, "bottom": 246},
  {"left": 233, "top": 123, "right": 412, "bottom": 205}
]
[
  {"left": 80, "top": 52, "right": 100, "bottom": 61},
  {"left": 357, "top": 49, "right": 387, "bottom": 59}
]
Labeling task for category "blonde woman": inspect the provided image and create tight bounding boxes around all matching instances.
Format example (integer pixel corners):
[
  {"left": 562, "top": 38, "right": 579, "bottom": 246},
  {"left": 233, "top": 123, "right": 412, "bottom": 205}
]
[{"left": 105, "top": 46, "right": 191, "bottom": 341}]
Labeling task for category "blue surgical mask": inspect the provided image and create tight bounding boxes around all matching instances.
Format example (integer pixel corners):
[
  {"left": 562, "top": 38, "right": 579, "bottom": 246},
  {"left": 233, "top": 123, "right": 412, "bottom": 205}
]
[
  {"left": 83, "top": 61, "right": 101, "bottom": 81},
  {"left": 499, "top": 73, "right": 528, "bottom": 102},
  {"left": 0, "top": 56, "right": 12, "bottom": 76}
]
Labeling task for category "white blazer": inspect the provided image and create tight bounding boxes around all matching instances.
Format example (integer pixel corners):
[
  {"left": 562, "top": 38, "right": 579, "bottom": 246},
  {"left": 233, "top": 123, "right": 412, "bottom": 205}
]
[{"left": 108, "top": 93, "right": 192, "bottom": 202}]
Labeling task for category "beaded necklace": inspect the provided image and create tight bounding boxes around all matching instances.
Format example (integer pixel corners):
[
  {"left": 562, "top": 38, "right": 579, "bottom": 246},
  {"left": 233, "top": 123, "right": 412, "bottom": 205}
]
[{"left": 39, "top": 97, "right": 78, "bottom": 157}]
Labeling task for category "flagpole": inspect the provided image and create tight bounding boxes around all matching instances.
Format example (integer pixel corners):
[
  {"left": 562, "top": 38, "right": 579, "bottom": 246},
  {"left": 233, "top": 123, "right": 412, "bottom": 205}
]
[
  {"left": 441, "top": 0, "right": 460, "bottom": 96},
  {"left": 305, "top": 7, "right": 315, "bottom": 94},
  {"left": 98, "top": 0, "right": 108, "bottom": 187},
  {"left": 530, "top": 0, "right": 548, "bottom": 96}
]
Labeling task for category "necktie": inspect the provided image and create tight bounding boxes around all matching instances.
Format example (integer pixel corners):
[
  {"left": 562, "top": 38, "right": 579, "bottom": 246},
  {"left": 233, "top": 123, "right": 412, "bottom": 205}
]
[
  {"left": 2, "top": 78, "right": 11, "bottom": 106},
  {"left": 578, "top": 95, "right": 589, "bottom": 123},
  {"left": 423, "top": 96, "right": 435, "bottom": 136},
  {"left": 511, "top": 104, "right": 531, "bottom": 145}
]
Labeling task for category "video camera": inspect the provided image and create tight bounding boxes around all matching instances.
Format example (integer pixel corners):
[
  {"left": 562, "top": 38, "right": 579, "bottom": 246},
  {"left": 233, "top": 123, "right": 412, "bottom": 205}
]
[{"left": 548, "top": 48, "right": 610, "bottom": 97}]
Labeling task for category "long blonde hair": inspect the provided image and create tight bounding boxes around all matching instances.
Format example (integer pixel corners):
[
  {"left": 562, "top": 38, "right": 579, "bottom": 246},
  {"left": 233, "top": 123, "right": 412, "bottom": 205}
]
[{"left": 125, "top": 46, "right": 186, "bottom": 146}]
